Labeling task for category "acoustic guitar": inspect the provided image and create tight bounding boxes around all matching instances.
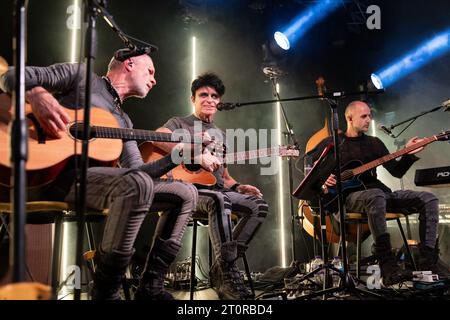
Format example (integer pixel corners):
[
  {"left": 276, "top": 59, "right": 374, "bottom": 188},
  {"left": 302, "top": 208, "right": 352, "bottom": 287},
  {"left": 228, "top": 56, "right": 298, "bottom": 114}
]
[
  {"left": 139, "top": 142, "right": 299, "bottom": 187},
  {"left": 0, "top": 94, "right": 192, "bottom": 187}
]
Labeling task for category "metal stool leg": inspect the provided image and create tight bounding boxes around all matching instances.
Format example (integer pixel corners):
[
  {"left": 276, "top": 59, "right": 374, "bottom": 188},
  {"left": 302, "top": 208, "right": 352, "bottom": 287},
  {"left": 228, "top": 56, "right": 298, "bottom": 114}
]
[
  {"left": 208, "top": 237, "right": 212, "bottom": 269},
  {"left": 190, "top": 219, "right": 198, "bottom": 300},
  {"left": 396, "top": 218, "right": 417, "bottom": 271},
  {"left": 356, "top": 222, "right": 362, "bottom": 279},
  {"left": 242, "top": 253, "right": 255, "bottom": 297},
  {"left": 85, "top": 221, "right": 97, "bottom": 252},
  {"left": 51, "top": 215, "right": 63, "bottom": 298}
]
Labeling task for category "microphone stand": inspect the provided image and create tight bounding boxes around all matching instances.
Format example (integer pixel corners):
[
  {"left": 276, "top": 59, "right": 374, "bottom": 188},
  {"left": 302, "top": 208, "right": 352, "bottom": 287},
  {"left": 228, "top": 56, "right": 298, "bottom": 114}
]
[
  {"left": 267, "top": 75, "right": 300, "bottom": 264},
  {"left": 11, "top": 0, "right": 28, "bottom": 283},
  {"left": 295, "top": 94, "right": 383, "bottom": 299},
  {"left": 383, "top": 103, "right": 447, "bottom": 139},
  {"left": 74, "top": 0, "right": 154, "bottom": 300},
  {"left": 221, "top": 88, "right": 385, "bottom": 299},
  {"left": 219, "top": 89, "right": 385, "bottom": 110},
  {"left": 73, "top": 0, "right": 99, "bottom": 301},
  {"left": 378, "top": 101, "right": 448, "bottom": 246}
]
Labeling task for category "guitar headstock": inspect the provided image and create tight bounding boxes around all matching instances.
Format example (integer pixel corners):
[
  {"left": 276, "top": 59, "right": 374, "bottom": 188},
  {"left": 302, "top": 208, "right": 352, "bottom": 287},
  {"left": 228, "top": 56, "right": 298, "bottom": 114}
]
[
  {"left": 279, "top": 145, "right": 300, "bottom": 157},
  {"left": 315, "top": 76, "right": 326, "bottom": 99},
  {"left": 437, "top": 129, "right": 450, "bottom": 141}
]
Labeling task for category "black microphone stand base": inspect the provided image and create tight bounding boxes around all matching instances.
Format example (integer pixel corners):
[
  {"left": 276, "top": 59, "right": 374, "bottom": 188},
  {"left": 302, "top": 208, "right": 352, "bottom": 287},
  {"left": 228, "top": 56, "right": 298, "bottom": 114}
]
[{"left": 293, "top": 267, "right": 384, "bottom": 300}]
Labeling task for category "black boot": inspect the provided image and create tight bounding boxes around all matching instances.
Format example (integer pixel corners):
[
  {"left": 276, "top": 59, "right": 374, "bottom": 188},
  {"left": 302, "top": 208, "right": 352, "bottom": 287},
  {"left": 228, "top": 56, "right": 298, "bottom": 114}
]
[
  {"left": 134, "top": 238, "right": 181, "bottom": 300},
  {"left": 418, "top": 240, "right": 450, "bottom": 279},
  {"left": 210, "top": 241, "right": 250, "bottom": 300},
  {"left": 373, "top": 233, "right": 412, "bottom": 287},
  {"left": 91, "top": 249, "right": 134, "bottom": 300},
  {"left": 236, "top": 243, "right": 248, "bottom": 258}
]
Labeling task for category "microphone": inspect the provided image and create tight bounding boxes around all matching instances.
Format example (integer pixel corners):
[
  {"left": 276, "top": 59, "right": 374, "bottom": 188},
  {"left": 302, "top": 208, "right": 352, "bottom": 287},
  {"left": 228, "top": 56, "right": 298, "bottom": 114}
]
[
  {"left": 114, "top": 45, "right": 158, "bottom": 62},
  {"left": 217, "top": 102, "right": 239, "bottom": 111},
  {"left": 262, "top": 66, "right": 286, "bottom": 77},
  {"left": 442, "top": 99, "right": 450, "bottom": 111},
  {"left": 377, "top": 124, "right": 394, "bottom": 137}
]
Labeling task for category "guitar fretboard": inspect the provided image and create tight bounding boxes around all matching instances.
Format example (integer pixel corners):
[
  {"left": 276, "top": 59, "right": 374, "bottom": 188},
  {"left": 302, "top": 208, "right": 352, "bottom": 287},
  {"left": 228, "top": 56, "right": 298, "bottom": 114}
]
[
  {"left": 349, "top": 135, "right": 437, "bottom": 177},
  {"left": 92, "top": 126, "right": 187, "bottom": 143},
  {"left": 225, "top": 147, "right": 279, "bottom": 163}
]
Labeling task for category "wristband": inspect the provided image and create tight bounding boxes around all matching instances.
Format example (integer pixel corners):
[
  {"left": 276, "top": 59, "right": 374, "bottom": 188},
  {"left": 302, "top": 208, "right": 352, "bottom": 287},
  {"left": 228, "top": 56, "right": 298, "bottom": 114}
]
[{"left": 230, "top": 183, "right": 241, "bottom": 191}]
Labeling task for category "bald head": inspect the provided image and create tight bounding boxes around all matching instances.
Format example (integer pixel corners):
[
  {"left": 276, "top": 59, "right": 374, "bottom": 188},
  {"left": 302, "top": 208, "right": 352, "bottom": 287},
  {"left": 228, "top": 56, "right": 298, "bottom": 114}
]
[
  {"left": 107, "top": 56, "right": 122, "bottom": 72},
  {"left": 105, "top": 53, "right": 156, "bottom": 101},
  {"left": 345, "top": 101, "right": 368, "bottom": 119},
  {"left": 345, "top": 101, "right": 372, "bottom": 136}
]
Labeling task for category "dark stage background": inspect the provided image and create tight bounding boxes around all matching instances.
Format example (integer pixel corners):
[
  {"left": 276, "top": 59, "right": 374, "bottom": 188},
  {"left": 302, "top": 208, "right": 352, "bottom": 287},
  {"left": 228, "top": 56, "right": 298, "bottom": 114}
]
[{"left": 1, "top": 0, "right": 449, "bottom": 277}]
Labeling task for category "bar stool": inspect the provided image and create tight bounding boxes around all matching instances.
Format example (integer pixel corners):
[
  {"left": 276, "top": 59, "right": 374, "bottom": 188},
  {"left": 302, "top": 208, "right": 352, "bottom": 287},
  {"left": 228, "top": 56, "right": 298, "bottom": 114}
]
[
  {"left": 0, "top": 201, "right": 108, "bottom": 298},
  {"left": 345, "top": 212, "right": 417, "bottom": 278},
  {"left": 189, "top": 211, "right": 255, "bottom": 300},
  {"left": 82, "top": 202, "right": 177, "bottom": 300}
]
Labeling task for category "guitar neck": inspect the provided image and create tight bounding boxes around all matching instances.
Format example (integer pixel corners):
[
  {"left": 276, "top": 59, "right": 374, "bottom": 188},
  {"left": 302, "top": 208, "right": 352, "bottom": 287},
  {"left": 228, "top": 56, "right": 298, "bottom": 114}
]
[
  {"left": 92, "top": 126, "right": 184, "bottom": 143},
  {"left": 351, "top": 135, "right": 437, "bottom": 176},
  {"left": 224, "top": 147, "right": 278, "bottom": 163}
]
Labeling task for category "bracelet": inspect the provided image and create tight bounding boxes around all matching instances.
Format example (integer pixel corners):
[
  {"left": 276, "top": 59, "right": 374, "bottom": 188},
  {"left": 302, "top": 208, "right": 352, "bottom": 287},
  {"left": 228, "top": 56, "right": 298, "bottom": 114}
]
[{"left": 230, "top": 183, "right": 241, "bottom": 191}]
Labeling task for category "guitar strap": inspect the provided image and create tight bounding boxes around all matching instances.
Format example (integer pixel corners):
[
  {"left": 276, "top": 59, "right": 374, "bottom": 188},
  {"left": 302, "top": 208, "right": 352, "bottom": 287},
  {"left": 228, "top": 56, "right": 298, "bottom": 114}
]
[{"left": 102, "top": 76, "right": 123, "bottom": 115}]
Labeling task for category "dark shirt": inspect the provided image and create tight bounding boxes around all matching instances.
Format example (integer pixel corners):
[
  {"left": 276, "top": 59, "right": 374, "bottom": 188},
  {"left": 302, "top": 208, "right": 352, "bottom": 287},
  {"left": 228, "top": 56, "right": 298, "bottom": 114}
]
[
  {"left": 163, "top": 114, "right": 227, "bottom": 188},
  {"left": 312, "top": 133, "right": 419, "bottom": 193}
]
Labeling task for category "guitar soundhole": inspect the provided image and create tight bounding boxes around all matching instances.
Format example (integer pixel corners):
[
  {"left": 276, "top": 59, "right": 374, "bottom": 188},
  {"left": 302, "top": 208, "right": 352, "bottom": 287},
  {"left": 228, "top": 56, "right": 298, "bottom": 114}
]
[
  {"left": 68, "top": 122, "right": 94, "bottom": 140},
  {"left": 184, "top": 163, "right": 202, "bottom": 172}
]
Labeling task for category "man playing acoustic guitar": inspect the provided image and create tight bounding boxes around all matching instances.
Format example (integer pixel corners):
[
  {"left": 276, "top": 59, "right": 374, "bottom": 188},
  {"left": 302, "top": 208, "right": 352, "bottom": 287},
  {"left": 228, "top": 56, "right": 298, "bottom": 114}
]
[
  {"left": 153, "top": 73, "right": 268, "bottom": 299},
  {"left": 0, "top": 50, "right": 206, "bottom": 300},
  {"left": 312, "top": 100, "right": 446, "bottom": 285}
]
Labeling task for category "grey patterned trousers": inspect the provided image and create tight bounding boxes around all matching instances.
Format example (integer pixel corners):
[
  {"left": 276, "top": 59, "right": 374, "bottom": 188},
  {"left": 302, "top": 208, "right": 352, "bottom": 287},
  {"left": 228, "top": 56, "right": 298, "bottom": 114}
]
[
  {"left": 64, "top": 167, "right": 154, "bottom": 255},
  {"left": 196, "top": 189, "right": 269, "bottom": 260},
  {"left": 345, "top": 188, "right": 439, "bottom": 248}
]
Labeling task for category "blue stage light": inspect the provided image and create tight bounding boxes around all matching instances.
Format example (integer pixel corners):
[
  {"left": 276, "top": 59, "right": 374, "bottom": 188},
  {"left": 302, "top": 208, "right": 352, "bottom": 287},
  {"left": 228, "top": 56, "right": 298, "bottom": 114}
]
[
  {"left": 370, "top": 73, "right": 384, "bottom": 90},
  {"left": 373, "top": 28, "right": 450, "bottom": 88},
  {"left": 274, "top": 31, "right": 290, "bottom": 50},
  {"left": 274, "top": 0, "right": 341, "bottom": 49}
]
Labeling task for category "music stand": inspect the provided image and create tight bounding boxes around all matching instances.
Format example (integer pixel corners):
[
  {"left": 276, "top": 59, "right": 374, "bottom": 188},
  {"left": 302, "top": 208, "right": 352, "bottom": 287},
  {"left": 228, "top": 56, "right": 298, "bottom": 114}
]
[
  {"left": 292, "top": 111, "right": 383, "bottom": 300},
  {"left": 291, "top": 144, "right": 341, "bottom": 298}
]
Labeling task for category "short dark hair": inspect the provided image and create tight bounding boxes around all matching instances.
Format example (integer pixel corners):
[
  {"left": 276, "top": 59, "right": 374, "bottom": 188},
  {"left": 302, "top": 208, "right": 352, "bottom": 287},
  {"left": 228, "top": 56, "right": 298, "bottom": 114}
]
[{"left": 191, "top": 72, "right": 225, "bottom": 97}]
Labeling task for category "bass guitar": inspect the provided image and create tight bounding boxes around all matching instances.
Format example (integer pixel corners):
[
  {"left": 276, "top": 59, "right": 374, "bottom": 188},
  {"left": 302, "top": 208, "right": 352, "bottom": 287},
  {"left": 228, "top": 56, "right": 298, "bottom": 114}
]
[
  {"left": 139, "top": 142, "right": 299, "bottom": 186},
  {"left": 321, "top": 129, "right": 450, "bottom": 211}
]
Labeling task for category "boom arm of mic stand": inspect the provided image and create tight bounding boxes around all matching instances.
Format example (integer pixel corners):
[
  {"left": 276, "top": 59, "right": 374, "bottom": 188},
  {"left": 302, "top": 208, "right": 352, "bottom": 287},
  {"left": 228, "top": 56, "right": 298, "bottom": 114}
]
[
  {"left": 384, "top": 104, "right": 445, "bottom": 139},
  {"left": 388, "top": 105, "right": 444, "bottom": 131},
  {"left": 94, "top": 0, "right": 155, "bottom": 50},
  {"left": 226, "top": 89, "right": 385, "bottom": 108}
]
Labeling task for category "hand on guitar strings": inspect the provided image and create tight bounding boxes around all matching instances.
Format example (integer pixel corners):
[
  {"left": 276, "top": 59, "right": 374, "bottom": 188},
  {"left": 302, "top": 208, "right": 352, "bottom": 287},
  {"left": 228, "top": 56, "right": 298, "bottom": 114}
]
[
  {"left": 27, "top": 86, "right": 71, "bottom": 139},
  {"left": 195, "top": 149, "right": 221, "bottom": 172},
  {"left": 406, "top": 136, "right": 425, "bottom": 155}
]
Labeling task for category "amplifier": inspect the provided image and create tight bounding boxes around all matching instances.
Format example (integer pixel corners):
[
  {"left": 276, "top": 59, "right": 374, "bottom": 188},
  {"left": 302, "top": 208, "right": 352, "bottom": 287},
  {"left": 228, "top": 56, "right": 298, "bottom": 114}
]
[{"left": 415, "top": 166, "right": 450, "bottom": 187}]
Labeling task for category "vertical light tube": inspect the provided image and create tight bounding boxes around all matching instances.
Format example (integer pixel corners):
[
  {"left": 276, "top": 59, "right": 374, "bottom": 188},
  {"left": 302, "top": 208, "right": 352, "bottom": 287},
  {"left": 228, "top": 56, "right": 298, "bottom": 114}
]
[
  {"left": 191, "top": 36, "right": 197, "bottom": 112},
  {"left": 70, "top": 0, "right": 80, "bottom": 63},
  {"left": 275, "top": 83, "right": 287, "bottom": 267},
  {"left": 192, "top": 36, "right": 197, "bottom": 113},
  {"left": 59, "top": 223, "right": 70, "bottom": 298},
  {"left": 192, "top": 36, "right": 197, "bottom": 80}
]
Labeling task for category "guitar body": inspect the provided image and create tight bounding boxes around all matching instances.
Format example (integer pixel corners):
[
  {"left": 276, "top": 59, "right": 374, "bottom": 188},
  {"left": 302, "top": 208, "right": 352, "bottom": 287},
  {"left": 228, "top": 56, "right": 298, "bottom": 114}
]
[
  {"left": 321, "top": 160, "right": 367, "bottom": 212},
  {"left": 0, "top": 94, "right": 122, "bottom": 187},
  {"left": 301, "top": 127, "right": 450, "bottom": 243},
  {"left": 139, "top": 142, "right": 217, "bottom": 186}
]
